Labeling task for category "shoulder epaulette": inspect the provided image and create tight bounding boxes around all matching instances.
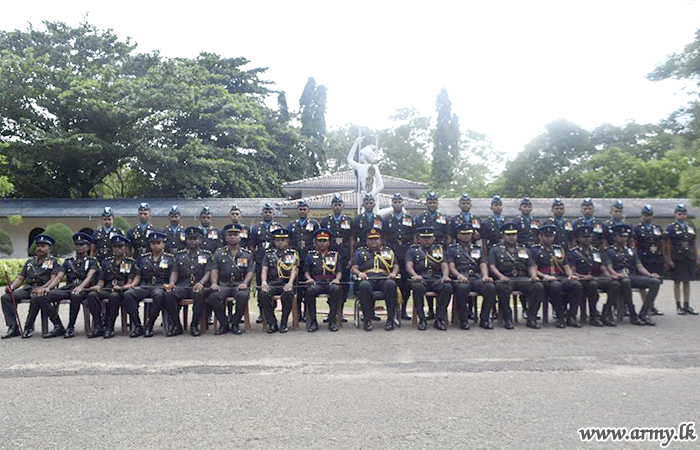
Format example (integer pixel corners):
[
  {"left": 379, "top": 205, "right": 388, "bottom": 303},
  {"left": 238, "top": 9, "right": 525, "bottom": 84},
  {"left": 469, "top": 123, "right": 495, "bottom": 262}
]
[
  {"left": 448, "top": 243, "right": 459, "bottom": 248},
  {"left": 164, "top": 252, "right": 175, "bottom": 258},
  {"left": 178, "top": 249, "right": 187, "bottom": 254},
  {"left": 201, "top": 249, "right": 212, "bottom": 254},
  {"left": 143, "top": 252, "right": 152, "bottom": 257}
]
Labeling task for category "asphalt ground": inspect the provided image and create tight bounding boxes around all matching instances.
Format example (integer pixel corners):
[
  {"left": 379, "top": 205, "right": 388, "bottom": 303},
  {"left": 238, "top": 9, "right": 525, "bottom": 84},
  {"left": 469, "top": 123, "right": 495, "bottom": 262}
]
[{"left": 1, "top": 282, "right": 699, "bottom": 449}]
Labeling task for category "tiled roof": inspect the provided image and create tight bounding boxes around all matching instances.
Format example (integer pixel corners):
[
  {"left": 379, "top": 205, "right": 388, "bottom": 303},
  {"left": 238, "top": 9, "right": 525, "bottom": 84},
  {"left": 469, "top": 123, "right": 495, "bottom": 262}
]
[{"left": 281, "top": 171, "right": 428, "bottom": 190}]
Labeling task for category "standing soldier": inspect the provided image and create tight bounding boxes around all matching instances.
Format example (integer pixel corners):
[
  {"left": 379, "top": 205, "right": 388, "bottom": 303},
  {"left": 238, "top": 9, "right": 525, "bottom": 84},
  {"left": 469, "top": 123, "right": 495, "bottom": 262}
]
[
  {"left": 199, "top": 206, "right": 223, "bottom": 253},
  {"left": 633, "top": 205, "right": 666, "bottom": 316},
  {"left": 321, "top": 194, "right": 355, "bottom": 322},
  {"left": 127, "top": 202, "right": 158, "bottom": 259},
  {"left": 548, "top": 198, "right": 574, "bottom": 251},
  {"left": 259, "top": 228, "right": 299, "bottom": 334},
  {"left": 416, "top": 192, "right": 450, "bottom": 246},
  {"left": 164, "top": 205, "right": 187, "bottom": 255},
  {"left": 406, "top": 227, "right": 453, "bottom": 331},
  {"left": 604, "top": 200, "right": 627, "bottom": 246},
  {"left": 2, "top": 234, "right": 64, "bottom": 339},
  {"left": 229, "top": 204, "right": 252, "bottom": 250},
  {"left": 251, "top": 203, "right": 283, "bottom": 323},
  {"left": 86, "top": 235, "right": 136, "bottom": 338},
  {"left": 91, "top": 207, "right": 125, "bottom": 264},
  {"left": 208, "top": 224, "right": 255, "bottom": 335},
  {"left": 288, "top": 200, "right": 320, "bottom": 323},
  {"left": 481, "top": 195, "right": 508, "bottom": 253},
  {"left": 665, "top": 204, "right": 698, "bottom": 316},
  {"left": 384, "top": 193, "right": 414, "bottom": 320},
  {"left": 45, "top": 233, "right": 101, "bottom": 338},
  {"left": 450, "top": 194, "right": 481, "bottom": 244},
  {"left": 514, "top": 197, "right": 540, "bottom": 247},
  {"left": 354, "top": 194, "right": 385, "bottom": 248},
  {"left": 304, "top": 229, "right": 343, "bottom": 332},
  {"left": 572, "top": 198, "right": 606, "bottom": 250}
]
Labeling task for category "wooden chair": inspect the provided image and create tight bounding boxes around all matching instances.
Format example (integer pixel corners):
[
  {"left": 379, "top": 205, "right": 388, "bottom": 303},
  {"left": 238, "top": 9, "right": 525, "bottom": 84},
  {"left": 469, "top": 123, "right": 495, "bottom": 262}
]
[
  {"left": 54, "top": 298, "right": 92, "bottom": 337},
  {"left": 354, "top": 290, "right": 401, "bottom": 328}
]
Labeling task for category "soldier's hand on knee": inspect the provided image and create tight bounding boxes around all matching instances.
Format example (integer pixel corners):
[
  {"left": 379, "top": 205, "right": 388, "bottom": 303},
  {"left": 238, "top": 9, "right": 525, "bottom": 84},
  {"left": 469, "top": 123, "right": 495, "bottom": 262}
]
[
  {"left": 283, "top": 282, "right": 293, "bottom": 292},
  {"left": 261, "top": 281, "right": 270, "bottom": 293},
  {"left": 211, "top": 283, "right": 220, "bottom": 291},
  {"left": 163, "top": 283, "right": 174, "bottom": 292},
  {"left": 237, "top": 282, "right": 247, "bottom": 290},
  {"left": 71, "top": 286, "right": 84, "bottom": 295},
  {"left": 530, "top": 275, "right": 540, "bottom": 282},
  {"left": 411, "top": 274, "right": 422, "bottom": 282},
  {"left": 482, "top": 276, "right": 493, "bottom": 283},
  {"left": 193, "top": 283, "right": 203, "bottom": 293},
  {"left": 90, "top": 285, "right": 100, "bottom": 292}
]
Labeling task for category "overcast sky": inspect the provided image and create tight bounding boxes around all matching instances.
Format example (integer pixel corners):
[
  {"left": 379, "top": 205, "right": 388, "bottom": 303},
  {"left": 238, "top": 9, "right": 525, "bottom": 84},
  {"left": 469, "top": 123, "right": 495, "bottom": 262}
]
[{"left": 1, "top": 0, "right": 699, "bottom": 159}]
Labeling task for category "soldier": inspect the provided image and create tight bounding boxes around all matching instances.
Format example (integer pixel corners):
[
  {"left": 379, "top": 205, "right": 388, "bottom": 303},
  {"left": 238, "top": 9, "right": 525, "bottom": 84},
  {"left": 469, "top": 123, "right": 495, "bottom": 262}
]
[
  {"left": 447, "top": 223, "right": 496, "bottom": 330},
  {"left": 572, "top": 198, "right": 606, "bottom": 250},
  {"left": 665, "top": 204, "right": 697, "bottom": 316},
  {"left": 45, "top": 233, "right": 100, "bottom": 338},
  {"left": 208, "top": 224, "right": 255, "bottom": 335},
  {"left": 449, "top": 194, "right": 481, "bottom": 244},
  {"left": 633, "top": 205, "right": 666, "bottom": 316},
  {"left": 229, "top": 204, "right": 252, "bottom": 250},
  {"left": 351, "top": 228, "right": 399, "bottom": 332},
  {"left": 406, "top": 227, "right": 453, "bottom": 331},
  {"left": 354, "top": 194, "right": 385, "bottom": 248},
  {"left": 259, "top": 228, "right": 299, "bottom": 333},
  {"left": 199, "top": 206, "right": 223, "bottom": 253},
  {"left": 568, "top": 225, "right": 620, "bottom": 327},
  {"left": 86, "top": 234, "right": 136, "bottom": 338},
  {"left": 384, "top": 193, "right": 414, "bottom": 320},
  {"left": 1, "top": 234, "right": 64, "bottom": 339},
  {"left": 530, "top": 223, "right": 583, "bottom": 328},
  {"left": 320, "top": 193, "right": 355, "bottom": 322},
  {"left": 513, "top": 197, "right": 541, "bottom": 247},
  {"left": 123, "top": 231, "right": 176, "bottom": 337},
  {"left": 305, "top": 228, "right": 343, "bottom": 332},
  {"left": 288, "top": 200, "right": 320, "bottom": 323},
  {"left": 548, "top": 197, "right": 574, "bottom": 251},
  {"left": 416, "top": 192, "right": 450, "bottom": 246},
  {"left": 166, "top": 227, "right": 213, "bottom": 337},
  {"left": 251, "top": 203, "right": 284, "bottom": 323},
  {"left": 488, "top": 223, "right": 545, "bottom": 329},
  {"left": 604, "top": 200, "right": 627, "bottom": 246},
  {"left": 126, "top": 202, "right": 158, "bottom": 259},
  {"left": 90, "top": 207, "right": 125, "bottom": 264},
  {"left": 481, "top": 195, "right": 508, "bottom": 253},
  {"left": 605, "top": 224, "right": 661, "bottom": 326},
  {"left": 164, "top": 205, "right": 187, "bottom": 255}
]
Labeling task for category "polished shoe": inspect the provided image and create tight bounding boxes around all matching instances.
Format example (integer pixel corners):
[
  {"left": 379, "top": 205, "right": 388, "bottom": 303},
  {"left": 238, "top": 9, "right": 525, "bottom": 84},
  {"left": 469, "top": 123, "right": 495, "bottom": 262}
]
[
  {"left": 88, "top": 326, "right": 105, "bottom": 338},
  {"left": 650, "top": 307, "right": 664, "bottom": 316},
  {"left": 43, "top": 325, "right": 65, "bottom": 338},
  {"left": 322, "top": 315, "right": 330, "bottom": 323},
  {"left": 677, "top": 306, "right": 687, "bottom": 315},
  {"left": 190, "top": 324, "right": 201, "bottom": 337},
  {"left": 459, "top": 321, "right": 471, "bottom": 330},
  {"left": 555, "top": 318, "right": 566, "bottom": 329},
  {"left": 130, "top": 325, "right": 144, "bottom": 338},
  {"left": 467, "top": 311, "right": 476, "bottom": 321},
  {"left": 363, "top": 321, "right": 373, "bottom": 332},
  {"left": 417, "top": 319, "right": 427, "bottom": 331},
  {"left": 215, "top": 325, "right": 230, "bottom": 335},
  {"left": 239, "top": 317, "right": 245, "bottom": 324},
  {"left": 566, "top": 318, "right": 582, "bottom": 328},
  {"left": 685, "top": 306, "right": 699, "bottom": 315},
  {"left": 602, "top": 315, "right": 617, "bottom": 327},
  {"left": 104, "top": 329, "right": 115, "bottom": 339},
  {"left": 479, "top": 320, "right": 493, "bottom": 330},
  {"left": 21, "top": 328, "right": 33, "bottom": 339},
  {"left": 433, "top": 319, "right": 447, "bottom": 331},
  {"left": 526, "top": 320, "right": 540, "bottom": 329},
  {"left": 328, "top": 318, "right": 338, "bottom": 332},
  {"left": 341, "top": 314, "right": 348, "bottom": 323},
  {"left": 231, "top": 325, "right": 243, "bottom": 335},
  {"left": 623, "top": 305, "right": 630, "bottom": 317},
  {"left": 589, "top": 317, "right": 604, "bottom": 327},
  {"left": 2, "top": 326, "right": 20, "bottom": 339},
  {"left": 630, "top": 316, "right": 645, "bottom": 326},
  {"left": 143, "top": 326, "right": 154, "bottom": 338},
  {"left": 308, "top": 321, "right": 319, "bottom": 333},
  {"left": 279, "top": 323, "right": 289, "bottom": 333},
  {"left": 267, "top": 323, "right": 279, "bottom": 334},
  {"left": 298, "top": 314, "right": 306, "bottom": 323},
  {"left": 207, "top": 315, "right": 214, "bottom": 326},
  {"left": 504, "top": 318, "right": 514, "bottom": 330},
  {"left": 167, "top": 325, "right": 184, "bottom": 337},
  {"left": 640, "top": 315, "right": 656, "bottom": 326},
  {"left": 401, "top": 312, "right": 412, "bottom": 321},
  {"left": 385, "top": 321, "right": 394, "bottom": 331},
  {"left": 372, "top": 314, "right": 381, "bottom": 321},
  {"left": 256, "top": 316, "right": 264, "bottom": 324},
  {"left": 426, "top": 312, "right": 436, "bottom": 321},
  {"left": 63, "top": 327, "right": 75, "bottom": 339},
  {"left": 490, "top": 310, "right": 498, "bottom": 321}
]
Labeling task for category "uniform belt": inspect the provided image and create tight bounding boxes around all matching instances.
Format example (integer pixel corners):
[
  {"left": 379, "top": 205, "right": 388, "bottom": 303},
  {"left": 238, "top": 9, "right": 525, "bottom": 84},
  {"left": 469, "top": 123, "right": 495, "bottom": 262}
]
[{"left": 680, "top": 242, "right": 690, "bottom": 248}]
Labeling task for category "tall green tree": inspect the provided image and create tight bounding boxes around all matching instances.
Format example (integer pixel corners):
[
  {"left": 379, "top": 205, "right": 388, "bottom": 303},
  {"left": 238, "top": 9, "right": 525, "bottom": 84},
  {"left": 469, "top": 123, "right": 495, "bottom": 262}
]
[
  {"left": 298, "top": 77, "right": 327, "bottom": 174},
  {"left": 432, "top": 88, "right": 460, "bottom": 189}
]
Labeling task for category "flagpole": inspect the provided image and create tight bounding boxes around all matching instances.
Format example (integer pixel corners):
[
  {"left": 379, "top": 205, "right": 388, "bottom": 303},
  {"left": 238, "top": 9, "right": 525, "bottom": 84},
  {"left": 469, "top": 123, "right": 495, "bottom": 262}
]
[{"left": 357, "top": 127, "right": 362, "bottom": 215}]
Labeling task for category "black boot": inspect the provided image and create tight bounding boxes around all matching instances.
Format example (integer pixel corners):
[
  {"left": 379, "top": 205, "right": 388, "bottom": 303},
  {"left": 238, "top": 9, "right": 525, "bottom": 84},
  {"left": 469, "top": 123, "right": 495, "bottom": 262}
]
[
  {"left": 21, "top": 328, "right": 33, "bottom": 339},
  {"left": 328, "top": 317, "right": 338, "bottom": 332},
  {"left": 130, "top": 325, "right": 144, "bottom": 338},
  {"left": 43, "top": 324, "right": 65, "bottom": 338},
  {"left": 190, "top": 324, "right": 201, "bottom": 337},
  {"left": 2, "top": 325, "right": 20, "bottom": 339}
]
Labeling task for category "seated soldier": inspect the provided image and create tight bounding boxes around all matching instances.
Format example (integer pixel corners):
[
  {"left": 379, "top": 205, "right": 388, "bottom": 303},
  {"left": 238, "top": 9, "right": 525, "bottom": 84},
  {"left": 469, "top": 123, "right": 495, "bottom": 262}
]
[
  {"left": 123, "top": 231, "right": 176, "bottom": 337},
  {"left": 305, "top": 228, "right": 343, "bottom": 332},
  {"left": 351, "top": 228, "right": 400, "bottom": 332},
  {"left": 567, "top": 225, "right": 620, "bottom": 327},
  {"left": 406, "top": 227, "right": 453, "bottom": 331},
  {"left": 259, "top": 228, "right": 299, "bottom": 333},
  {"left": 2, "top": 234, "right": 64, "bottom": 339},
  {"left": 447, "top": 223, "right": 496, "bottom": 330},
  {"left": 530, "top": 222, "right": 583, "bottom": 328},
  {"left": 488, "top": 222, "right": 545, "bottom": 329},
  {"left": 208, "top": 224, "right": 255, "bottom": 335},
  {"left": 45, "top": 233, "right": 100, "bottom": 338},
  {"left": 86, "top": 235, "right": 137, "bottom": 338},
  {"left": 166, "top": 227, "right": 213, "bottom": 337},
  {"left": 605, "top": 224, "right": 661, "bottom": 326}
]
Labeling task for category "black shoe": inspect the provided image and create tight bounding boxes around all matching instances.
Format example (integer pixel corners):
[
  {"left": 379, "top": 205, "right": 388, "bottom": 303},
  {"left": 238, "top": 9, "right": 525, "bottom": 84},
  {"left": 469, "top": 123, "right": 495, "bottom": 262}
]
[
  {"left": 640, "top": 315, "right": 656, "bottom": 326},
  {"left": 104, "top": 329, "right": 115, "bottom": 339},
  {"left": 323, "top": 315, "right": 330, "bottom": 323},
  {"left": 526, "top": 320, "right": 540, "bottom": 329},
  {"left": 143, "top": 326, "right": 154, "bottom": 338},
  {"left": 603, "top": 315, "right": 617, "bottom": 327},
  {"left": 21, "top": 328, "right": 33, "bottom": 339},
  {"left": 328, "top": 318, "right": 338, "bottom": 332},
  {"left": 504, "top": 318, "right": 514, "bottom": 330},
  {"left": 363, "top": 321, "right": 372, "bottom": 332},
  {"left": 215, "top": 325, "right": 230, "bottom": 335},
  {"left": 239, "top": 317, "right": 245, "bottom": 324},
  {"left": 385, "top": 321, "right": 394, "bottom": 331},
  {"left": 433, "top": 319, "right": 447, "bottom": 331},
  {"left": 685, "top": 306, "right": 698, "bottom": 315},
  {"left": 491, "top": 310, "right": 498, "bottom": 321},
  {"left": 623, "top": 305, "right": 630, "bottom": 317},
  {"left": 267, "top": 323, "right": 279, "bottom": 334},
  {"left": 207, "top": 315, "right": 214, "bottom": 326},
  {"left": 459, "top": 321, "right": 471, "bottom": 330},
  {"left": 308, "top": 321, "right": 319, "bottom": 333},
  {"left": 556, "top": 318, "right": 566, "bottom": 329},
  {"left": 2, "top": 326, "right": 20, "bottom": 339},
  {"left": 167, "top": 325, "right": 184, "bottom": 337},
  {"left": 630, "top": 316, "right": 645, "bottom": 326},
  {"left": 401, "top": 313, "right": 412, "bottom": 321},
  {"left": 231, "top": 325, "right": 243, "bottom": 335},
  {"left": 479, "top": 320, "right": 493, "bottom": 330},
  {"left": 298, "top": 314, "right": 306, "bottom": 323},
  {"left": 650, "top": 307, "right": 664, "bottom": 316},
  {"left": 467, "top": 311, "right": 476, "bottom": 321},
  {"left": 130, "top": 325, "right": 144, "bottom": 338},
  {"left": 88, "top": 326, "right": 105, "bottom": 338},
  {"left": 426, "top": 312, "right": 436, "bottom": 321},
  {"left": 64, "top": 327, "right": 75, "bottom": 339},
  {"left": 191, "top": 324, "right": 201, "bottom": 337},
  {"left": 590, "top": 317, "right": 604, "bottom": 327},
  {"left": 341, "top": 315, "right": 348, "bottom": 323},
  {"left": 677, "top": 306, "right": 687, "bottom": 315},
  {"left": 256, "top": 316, "right": 264, "bottom": 324},
  {"left": 43, "top": 325, "right": 65, "bottom": 339},
  {"left": 372, "top": 314, "right": 381, "bottom": 321},
  {"left": 566, "top": 317, "right": 582, "bottom": 328},
  {"left": 279, "top": 323, "right": 289, "bottom": 333},
  {"left": 417, "top": 319, "right": 427, "bottom": 331}
]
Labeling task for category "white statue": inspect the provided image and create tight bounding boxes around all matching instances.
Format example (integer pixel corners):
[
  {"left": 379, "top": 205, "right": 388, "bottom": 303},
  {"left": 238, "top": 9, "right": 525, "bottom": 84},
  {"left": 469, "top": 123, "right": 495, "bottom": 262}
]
[{"left": 347, "top": 136, "right": 385, "bottom": 206}]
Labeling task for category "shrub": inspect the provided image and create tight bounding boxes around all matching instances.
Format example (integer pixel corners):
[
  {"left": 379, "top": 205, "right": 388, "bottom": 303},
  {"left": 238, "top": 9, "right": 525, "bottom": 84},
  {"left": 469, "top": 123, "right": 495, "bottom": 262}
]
[
  {"left": 0, "top": 229, "right": 13, "bottom": 256},
  {"left": 29, "top": 223, "right": 74, "bottom": 257}
]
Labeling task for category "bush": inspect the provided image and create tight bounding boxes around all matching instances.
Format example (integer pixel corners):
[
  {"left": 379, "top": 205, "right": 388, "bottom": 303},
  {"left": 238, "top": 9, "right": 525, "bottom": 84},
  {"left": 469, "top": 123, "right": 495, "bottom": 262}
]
[
  {"left": 0, "top": 228, "right": 13, "bottom": 256},
  {"left": 29, "top": 223, "right": 74, "bottom": 257},
  {"left": 113, "top": 215, "right": 131, "bottom": 231},
  {"left": 0, "top": 259, "right": 25, "bottom": 286}
]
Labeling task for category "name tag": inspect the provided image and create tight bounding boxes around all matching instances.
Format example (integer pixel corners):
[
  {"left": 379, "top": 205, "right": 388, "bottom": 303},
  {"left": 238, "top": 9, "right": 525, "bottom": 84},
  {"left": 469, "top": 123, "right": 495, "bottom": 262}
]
[
  {"left": 594, "top": 224, "right": 603, "bottom": 233},
  {"left": 340, "top": 220, "right": 351, "bottom": 230},
  {"left": 84, "top": 260, "right": 90, "bottom": 270},
  {"left": 592, "top": 253, "right": 602, "bottom": 263},
  {"left": 471, "top": 249, "right": 481, "bottom": 259},
  {"left": 564, "top": 221, "right": 573, "bottom": 231},
  {"left": 237, "top": 258, "right": 248, "bottom": 268},
  {"left": 518, "top": 248, "right": 529, "bottom": 259},
  {"left": 263, "top": 242, "right": 270, "bottom": 249},
  {"left": 198, "top": 256, "right": 207, "bottom": 265}
]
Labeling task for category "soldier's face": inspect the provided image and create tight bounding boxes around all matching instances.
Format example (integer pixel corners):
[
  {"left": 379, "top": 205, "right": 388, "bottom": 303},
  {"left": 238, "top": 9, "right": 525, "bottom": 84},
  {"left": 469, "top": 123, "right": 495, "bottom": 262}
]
[
  {"left": 186, "top": 236, "right": 201, "bottom": 250},
  {"left": 459, "top": 199, "right": 471, "bottom": 212},
  {"left": 581, "top": 205, "right": 594, "bottom": 218},
  {"left": 418, "top": 235, "right": 434, "bottom": 247},
  {"left": 102, "top": 216, "right": 114, "bottom": 227},
  {"left": 456, "top": 232, "right": 472, "bottom": 244},
  {"left": 262, "top": 210, "right": 274, "bottom": 221},
  {"left": 74, "top": 242, "right": 89, "bottom": 255},
  {"left": 200, "top": 213, "right": 212, "bottom": 226},
  {"left": 112, "top": 244, "right": 126, "bottom": 257},
  {"left": 675, "top": 211, "right": 688, "bottom": 222},
  {"left": 391, "top": 199, "right": 403, "bottom": 213},
  {"left": 520, "top": 204, "right": 532, "bottom": 215},
  {"left": 363, "top": 200, "right": 375, "bottom": 211},
  {"left": 577, "top": 235, "right": 592, "bottom": 247},
  {"left": 367, "top": 237, "right": 381, "bottom": 250},
  {"left": 641, "top": 213, "right": 653, "bottom": 224},
  {"left": 230, "top": 210, "right": 241, "bottom": 222},
  {"left": 552, "top": 205, "right": 565, "bottom": 217},
  {"left": 315, "top": 239, "right": 329, "bottom": 251},
  {"left": 611, "top": 207, "right": 623, "bottom": 220},
  {"left": 539, "top": 233, "right": 555, "bottom": 246},
  {"left": 503, "top": 233, "right": 518, "bottom": 245},
  {"left": 149, "top": 240, "right": 165, "bottom": 252},
  {"left": 35, "top": 243, "right": 51, "bottom": 257},
  {"left": 138, "top": 211, "right": 150, "bottom": 223},
  {"left": 491, "top": 204, "right": 503, "bottom": 215},
  {"left": 426, "top": 199, "right": 438, "bottom": 212},
  {"left": 225, "top": 232, "right": 241, "bottom": 246},
  {"left": 298, "top": 206, "right": 309, "bottom": 219},
  {"left": 274, "top": 237, "right": 289, "bottom": 250},
  {"left": 169, "top": 214, "right": 181, "bottom": 226},
  {"left": 613, "top": 234, "right": 628, "bottom": 246},
  {"left": 332, "top": 202, "right": 343, "bottom": 214}
]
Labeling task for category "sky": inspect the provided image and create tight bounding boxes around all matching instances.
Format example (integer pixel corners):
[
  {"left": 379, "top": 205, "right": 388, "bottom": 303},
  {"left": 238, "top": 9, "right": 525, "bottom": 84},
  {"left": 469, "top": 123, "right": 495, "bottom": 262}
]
[{"left": 1, "top": 0, "right": 699, "bottom": 160}]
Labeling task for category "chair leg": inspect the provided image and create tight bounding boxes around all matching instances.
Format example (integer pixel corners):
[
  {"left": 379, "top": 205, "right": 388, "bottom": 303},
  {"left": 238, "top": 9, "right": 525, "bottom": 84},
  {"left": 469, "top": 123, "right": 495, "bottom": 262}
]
[
  {"left": 199, "top": 309, "right": 207, "bottom": 334},
  {"left": 41, "top": 309, "right": 49, "bottom": 336},
  {"left": 82, "top": 300, "right": 92, "bottom": 336},
  {"left": 244, "top": 302, "right": 251, "bottom": 332},
  {"left": 543, "top": 299, "right": 549, "bottom": 324},
  {"left": 451, "top": 296, "right": 457, "bottom": 326},
  {"left": 412, "top": 300, "right": 418, "bottom": 326},
  {"left": 292, "top": 296, "right": 299, "bottom": 330},
  {"left": 512, "top": 295, "right": 519, "bottom": 324},
  {"left": 183, "top": 304, "right": 189, "bottom": 331},
  {"left": 120, "top": 304, "right": 128, "bottom": 335}
]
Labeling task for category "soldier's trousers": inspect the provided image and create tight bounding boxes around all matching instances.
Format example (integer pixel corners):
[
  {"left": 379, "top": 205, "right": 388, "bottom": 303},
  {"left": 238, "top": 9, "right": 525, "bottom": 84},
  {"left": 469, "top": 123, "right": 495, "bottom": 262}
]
[
  {"left": 356, "top": 278, "right": 397, "bottom": 325},
  {"left": 495, "top": 280, "right": 544, "bottom": 322},
  {"left": 86, "top": 289, "right": 124, "bottom": 330},
  {"left": 453, "top": 279, "right": 496, "bottom": 323},
  {"left": 580, "top": 279, "right": 620, "bottom": 318},
  {"left": 411, "top": 279, "right": 453, "bottom": 321},
  {"left": 542, "top": 279, "right": 582, "bottom": 319},
  {"left": 2, "top": 288, "right": 62, "bottom": 329},
  {"left": 619, "top": 276, "right": 660, "bottom": 318},
  {"left": 306, "top": 282, "right": 342, "bottom": 322},
  {"left": 46, "top": 287, "right": 99, "bottom": 329},
  {"left": 259, "top": 285, "right": 293, "bottom": 327},
  {"left": 166, "top": 286, "right": 209, "bottom": 329},
  {"left": 123, "top": 286, "right": 167, "bottom": 328},
  {"left": 207, "top": 286, "right": 249, "bottom": 328},
  {"left": 396, "top": 258, "right": 410, "bottom": 314}
]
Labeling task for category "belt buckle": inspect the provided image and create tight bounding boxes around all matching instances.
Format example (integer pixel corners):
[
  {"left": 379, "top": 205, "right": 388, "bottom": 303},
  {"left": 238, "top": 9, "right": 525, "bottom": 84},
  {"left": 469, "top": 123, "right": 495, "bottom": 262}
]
[
  {"left": 190, "top": 274, "right": 196, "bottom": 285},
  {"left": 151, "top": 276, "right": 156, "bottom": 285},
  {"left": 512, "top": 269, "right": 517, "bottom": 277}
]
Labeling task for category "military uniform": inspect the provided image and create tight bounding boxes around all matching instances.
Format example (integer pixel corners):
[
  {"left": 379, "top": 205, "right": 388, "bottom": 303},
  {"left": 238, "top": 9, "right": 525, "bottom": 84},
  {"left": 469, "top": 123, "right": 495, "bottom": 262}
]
[
  {"left": 354, "top": 211, "right": 385, "bottom": 247},
  {"left": 481, "top": 215, "right": 507, "bottom": 252},
  {"left": 199, "top": 225, "right": 223, "bottom": 253},
  {"left": 633, "top": 222, "right": 666, "bottom": 276},
  {"left": 450, "top": 212, "right": 481, "bottom": 241},
  {"left": 167, "top": 248, "right": 212, "bottom": 333},
  {"left": 666, "top": 220, "right": 696, "bottom": 282},
  {"left": 514, "top": 216, "right": 541, "bottom": 247},
  {"left": 406, "top": 242, "right": 452, "bottom": 325},
  {"left": 127, "top": 223, "right": 159, "bottom": 259},
  {"left": 46, "top": 252, "right": 100, "bottom": 334},
  {"left": 86, "top": 254, "right": 136, "bottom": 334},
  {"left": 549, "top": 216, "right": 574, "bottom": 251},
  {"left": 208, "top": 240, "right": 254, "bottom": 333},
  {"left": 259, "top": 246, "right": 299, "bottom": 331},
  {"left": 251, "top": 220, "right": 284, "bottom": 284},
  {"left": 446, "top": 241, "right": 496, "bottom": 327},
  {"left": 164, "top": 224, "right": 187, "bottom": 255},
  {"left": 603, "top": 218, "right": 627, "bottom": 246},
  {"left": 567, "top": 240, "right": 619, "bottom": 326},
  {"left": 415, "top": 211, "right": 450, "bottom": 245},
  {"left": 384, "top": 209, "right": 414, "bottom": 315},
  {"left": 91, "top": 226, "right": 125, "bottom": 263},
  {"left": 288, "top": 214, "right": 320, "bottom": 319},
  {"left": 305, "top": 248, "right": 342, "bottom": 328},
  {"left": 321, "top": 212, "right": 354, "bottom": 301},
  {"left": 572, "top": 217, "right": 606, "bottom": 249},
  {"left": 530, "top": 243, "right": 582, "bottom": 326}
]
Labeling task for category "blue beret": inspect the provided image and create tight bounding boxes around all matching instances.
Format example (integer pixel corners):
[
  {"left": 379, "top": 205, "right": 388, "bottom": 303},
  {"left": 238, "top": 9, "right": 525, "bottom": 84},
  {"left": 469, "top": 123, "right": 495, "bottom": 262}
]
[
  {"left": 392, "top": 193, "right": 403, "bottom": 201},
  {"left": 426, "top": 192, "right": 439, "bottom": 200},
  {"left": 581, "top": 197, "right": 593, "bottom": 207},
  {"left": 642, "top": 204, "right": 653, "bottom": 215},
  {"left": 169, "top": 205, "right": 180, "bottom": 215},
  {"left": 552, "top": 197, "right": 564, "bottom": 207},
  {"left": 520, "top": 197, "right": 532, "bottom": 206},
  {"left": 138, "top": 202, "right": 150, "bottom": 211},
  {"left": 491, "top": 195, "right": 502, "bottom": 205},
  {"left": 331, "top": 193, "right": 344, "bottom": 203},
  {"left": 200, "top": 206, "right": 212, "bottom": 215}
]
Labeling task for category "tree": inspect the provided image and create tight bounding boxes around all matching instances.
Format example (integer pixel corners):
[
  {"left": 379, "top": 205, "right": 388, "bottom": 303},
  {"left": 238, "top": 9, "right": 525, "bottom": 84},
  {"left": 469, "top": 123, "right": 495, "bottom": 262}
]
[
  {"left": 277, "top": 92, "right": 290, "bottom": 124},
  {"left": 0, "top": 228, "right": 13, "bottom": 256},
  {"left": 298, "top": 77, "right": 327, "bottom": 174},
  {"left": 377, "top": 108, "right": 431, "bottom": 184},
  {"left": 432, "top": 89, "right": 461, "bottom": 189},
  {"left": 29, "top": 223, "right": 73, "bottom": 257},
  {"left": 449, "top": 130, "right": 506, "bottom": 197}
]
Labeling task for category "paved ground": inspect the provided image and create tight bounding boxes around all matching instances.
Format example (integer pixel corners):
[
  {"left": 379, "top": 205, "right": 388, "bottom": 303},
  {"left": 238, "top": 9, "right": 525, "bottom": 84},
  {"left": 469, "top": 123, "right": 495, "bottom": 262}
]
[{"left": 1, "top": 282, "right": 699, "bottom": 449}]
